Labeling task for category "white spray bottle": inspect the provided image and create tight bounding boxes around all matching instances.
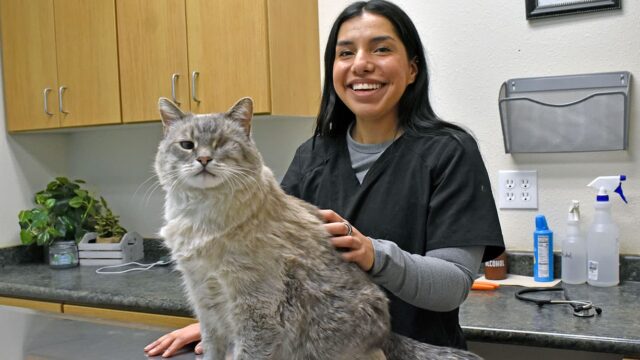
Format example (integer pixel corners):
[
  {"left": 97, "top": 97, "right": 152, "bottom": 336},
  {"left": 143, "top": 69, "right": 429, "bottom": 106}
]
[
  {"left": 561, "top": 201, "right": 587, "bottom": 284},
  {"left": 586, "top": 175, "right": 627, "bottom": 287}
]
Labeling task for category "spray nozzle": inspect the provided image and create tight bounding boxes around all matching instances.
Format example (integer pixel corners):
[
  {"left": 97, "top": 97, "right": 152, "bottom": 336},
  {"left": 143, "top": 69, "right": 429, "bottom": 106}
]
[
  {"left": 568, "top": 200, "right": 580, "bottom": 222},
  {"left": 587, "top": 175, "right": 628, "bottom": 204}
]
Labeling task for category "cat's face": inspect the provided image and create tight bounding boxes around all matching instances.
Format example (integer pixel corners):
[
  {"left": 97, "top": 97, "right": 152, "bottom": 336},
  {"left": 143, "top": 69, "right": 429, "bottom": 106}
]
[{"left": 154, "top": 98, "right": 262, "bottom": 191}]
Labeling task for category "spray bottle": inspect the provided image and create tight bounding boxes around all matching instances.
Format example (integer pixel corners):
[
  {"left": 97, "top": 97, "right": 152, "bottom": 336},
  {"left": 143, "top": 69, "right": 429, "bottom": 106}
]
[
  {"left": 534, "top": 215, "right": 554, "bottom": 282},
  {"left": 586, "top": 175, "right": 627, "bottom": 287},
  {"left": 561, "top": 201, "right": 586, "bottom": 284}
]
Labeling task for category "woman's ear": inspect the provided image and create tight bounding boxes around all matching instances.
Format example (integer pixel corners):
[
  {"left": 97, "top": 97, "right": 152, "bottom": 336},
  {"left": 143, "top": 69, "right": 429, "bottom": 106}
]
[{"left": 408, "top": 57, "right": 418, "bottom": 84}]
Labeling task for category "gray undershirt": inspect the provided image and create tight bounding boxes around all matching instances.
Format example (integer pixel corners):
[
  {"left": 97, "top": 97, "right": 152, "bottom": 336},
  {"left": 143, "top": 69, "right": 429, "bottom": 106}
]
[{"left": 346, "top": 128, "right": 484, "bottom": 311}]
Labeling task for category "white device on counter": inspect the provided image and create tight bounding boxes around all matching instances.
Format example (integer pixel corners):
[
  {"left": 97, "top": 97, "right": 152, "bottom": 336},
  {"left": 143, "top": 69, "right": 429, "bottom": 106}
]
[{"left": 78, "top": 232, "right": 144, "bottom": 266}]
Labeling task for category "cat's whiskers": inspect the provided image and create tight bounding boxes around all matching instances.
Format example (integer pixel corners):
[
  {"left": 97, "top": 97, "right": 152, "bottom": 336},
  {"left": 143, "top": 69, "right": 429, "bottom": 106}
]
[{"left": 143, "top": 168, "right": 183, "bottom": 206}]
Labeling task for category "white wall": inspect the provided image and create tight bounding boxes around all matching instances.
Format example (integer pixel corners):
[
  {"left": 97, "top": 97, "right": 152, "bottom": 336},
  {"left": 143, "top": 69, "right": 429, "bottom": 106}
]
[
  {"left": 319, "top": 0, "right": 639, "bottom": 254},
  {"left": 1, "top": 1, "right": 639, "bottom": 255}
]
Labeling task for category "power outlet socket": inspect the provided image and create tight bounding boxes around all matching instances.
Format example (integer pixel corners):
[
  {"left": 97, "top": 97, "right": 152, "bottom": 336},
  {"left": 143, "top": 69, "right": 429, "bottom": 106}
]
[{"left": 498, "top": 170, "right": 538, "bottom": 209}]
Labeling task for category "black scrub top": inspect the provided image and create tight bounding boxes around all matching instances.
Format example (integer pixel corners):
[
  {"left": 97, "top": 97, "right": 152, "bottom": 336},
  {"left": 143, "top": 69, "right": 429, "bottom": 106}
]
[{"left": 280, "top": 131, "right": 504, "bottom": 349}]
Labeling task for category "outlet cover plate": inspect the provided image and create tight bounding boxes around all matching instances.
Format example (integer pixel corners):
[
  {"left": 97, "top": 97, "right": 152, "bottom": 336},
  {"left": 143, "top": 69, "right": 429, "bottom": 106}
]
[{"left": 498, "top": 170, "right": 538, "bottom": 209}]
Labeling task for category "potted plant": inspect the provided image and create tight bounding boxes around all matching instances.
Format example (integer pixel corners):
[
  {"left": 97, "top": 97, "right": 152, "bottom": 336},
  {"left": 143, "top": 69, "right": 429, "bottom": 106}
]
[
  {"left": 94, "top": 197, "right": 127, "bottom": 243},
  {"left": 18, "top": 177, "right": 101, "bottom": 248}
]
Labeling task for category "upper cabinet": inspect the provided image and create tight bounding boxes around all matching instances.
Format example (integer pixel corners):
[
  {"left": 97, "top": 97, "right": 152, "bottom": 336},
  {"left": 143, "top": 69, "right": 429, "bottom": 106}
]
[
  {"left": 0, "top": 0, "right": 121, "bottom": 131},
  {"left": 116, "top": 0, "right": 190, "bottom": 123},
  {"left": 1, "top": 0, "right": 321, "bottom": 130},
  {"left": 0, "top": 0, "right": 59, "bottom": 131},
  {"left": 185, "top": 0, "right": 271, "bottom": 115},
  {"left": 117, "top": 0, "right": 320, "bottom": 123}
]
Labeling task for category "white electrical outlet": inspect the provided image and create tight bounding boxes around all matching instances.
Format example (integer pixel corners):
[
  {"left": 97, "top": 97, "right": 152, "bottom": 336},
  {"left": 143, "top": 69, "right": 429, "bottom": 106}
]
[{"left": 498, "top": 170, "right": 538, "bottom": 209}]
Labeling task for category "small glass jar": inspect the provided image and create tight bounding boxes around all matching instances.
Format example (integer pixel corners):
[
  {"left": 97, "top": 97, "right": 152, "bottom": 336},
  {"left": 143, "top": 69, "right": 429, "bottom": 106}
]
[{"left": 49, "top": 240, "right": 79, "bottom": 269}]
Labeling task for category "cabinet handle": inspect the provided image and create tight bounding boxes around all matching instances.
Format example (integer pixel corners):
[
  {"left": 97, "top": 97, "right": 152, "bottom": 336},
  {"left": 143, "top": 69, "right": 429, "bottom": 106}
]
[
  {"left": 58, "top": 86, "right": 69, "bottom": 114},
  {"left": 191, "top": 71, "right": 201, "bottom": 103},
  {"left": 171, "top": 73, "right": 181, "bottom": 105},
  {"left": 43, "top": 88, "right": 53, "bottom": 116}
]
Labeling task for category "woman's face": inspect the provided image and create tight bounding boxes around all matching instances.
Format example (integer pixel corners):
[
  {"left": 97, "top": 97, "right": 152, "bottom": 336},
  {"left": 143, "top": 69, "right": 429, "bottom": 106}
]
[{"left": 333, "top": 12, "right": 417, "bottom": 125}]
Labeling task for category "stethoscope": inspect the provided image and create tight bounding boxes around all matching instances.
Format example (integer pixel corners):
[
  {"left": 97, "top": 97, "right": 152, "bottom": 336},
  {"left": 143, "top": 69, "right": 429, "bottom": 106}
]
[{"left": 515, "top": 287, "right": 603, "bottom": 318}]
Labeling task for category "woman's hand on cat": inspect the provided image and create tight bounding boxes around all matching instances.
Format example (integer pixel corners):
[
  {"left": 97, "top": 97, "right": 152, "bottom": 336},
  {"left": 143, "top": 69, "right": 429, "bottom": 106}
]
[
  {"left": 144, "top": 322, "right": 203, "bottom": 357},
  {"left": 320, "top": 209, "right": 375, "bottom": 271}
]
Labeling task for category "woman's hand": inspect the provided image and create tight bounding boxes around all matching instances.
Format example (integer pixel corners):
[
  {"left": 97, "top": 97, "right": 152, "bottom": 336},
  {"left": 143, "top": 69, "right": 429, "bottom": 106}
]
[
  {"left": 320, "top": 209, "right": 375, "bottom": 271},
  {"left": 144, "top": 322, "right": 202, "bottom": 358}
]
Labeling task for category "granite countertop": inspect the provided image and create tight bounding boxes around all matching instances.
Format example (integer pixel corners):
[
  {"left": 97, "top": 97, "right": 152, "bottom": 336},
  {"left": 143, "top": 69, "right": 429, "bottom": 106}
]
[{"left": 1, "top": 259, "right": 639, "bottom": 356}]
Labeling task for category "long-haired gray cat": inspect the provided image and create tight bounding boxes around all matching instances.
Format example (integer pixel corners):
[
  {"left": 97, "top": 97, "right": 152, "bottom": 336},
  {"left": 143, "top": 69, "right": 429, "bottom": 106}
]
[{"left": 154, "top": 97, "right": 482, "bottom": 360}]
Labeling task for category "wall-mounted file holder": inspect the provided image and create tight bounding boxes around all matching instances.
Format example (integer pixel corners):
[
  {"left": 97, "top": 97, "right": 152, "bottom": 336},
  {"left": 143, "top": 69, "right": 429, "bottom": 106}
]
[{"left": 498, "top": 71, "right": 631, "bottom": 153}]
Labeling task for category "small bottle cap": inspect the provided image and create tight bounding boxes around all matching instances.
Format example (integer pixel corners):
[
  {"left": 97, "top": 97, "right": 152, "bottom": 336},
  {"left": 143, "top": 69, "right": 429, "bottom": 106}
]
[{"left": 535, "top": 215, "right": 548, "bottom": 230}]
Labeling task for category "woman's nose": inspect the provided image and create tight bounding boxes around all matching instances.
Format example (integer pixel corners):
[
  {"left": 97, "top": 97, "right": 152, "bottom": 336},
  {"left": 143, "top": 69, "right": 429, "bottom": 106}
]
[{"left": 352, "top": 51, "right": 374, "bottom": 74}]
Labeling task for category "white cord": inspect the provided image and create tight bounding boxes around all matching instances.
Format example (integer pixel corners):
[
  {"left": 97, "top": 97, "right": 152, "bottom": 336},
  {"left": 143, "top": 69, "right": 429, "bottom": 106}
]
[{"left": 95, "top": 260, "right": 173, "bottom": 274}]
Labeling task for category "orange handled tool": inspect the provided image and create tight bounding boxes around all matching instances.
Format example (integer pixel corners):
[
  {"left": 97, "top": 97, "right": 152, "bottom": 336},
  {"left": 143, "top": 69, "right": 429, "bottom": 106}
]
[{"left": 471, "top": 280, "right": 500, "bottom": 291}]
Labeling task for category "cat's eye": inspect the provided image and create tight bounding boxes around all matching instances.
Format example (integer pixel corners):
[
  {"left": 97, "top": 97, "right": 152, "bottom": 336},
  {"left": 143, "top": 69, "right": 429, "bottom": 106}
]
[{"left": 179, "top": 141, "right": 194, "bottom": 150}]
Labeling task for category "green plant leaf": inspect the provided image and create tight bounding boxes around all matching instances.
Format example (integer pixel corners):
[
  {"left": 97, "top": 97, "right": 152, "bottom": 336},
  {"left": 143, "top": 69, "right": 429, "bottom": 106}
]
[
  {"left": 35, "top": 192, "right": 52, "bottom": 204},
  {"left": 74, "top": 179, "right": 86, "bottom": 184},
  {"left": 20, "top": 230, "right": 34, "bottom": 245},
  {"left": 38, "top": 232, "right": 51, "bottom": 246},
  {"left": 69, "top": 197, "right": 84, "bottom": 208},
  {"left": 18, "top": 210, "right": 31, "bottom": 223},
  {"left": 74, "top": 189, "right": 88, "bottom": 198},
  {"left": 56, "top": 177, "right": 70, "bottom": 185},
  {"left": 45, "top": 198, "right": 56, "bottom": 209}
]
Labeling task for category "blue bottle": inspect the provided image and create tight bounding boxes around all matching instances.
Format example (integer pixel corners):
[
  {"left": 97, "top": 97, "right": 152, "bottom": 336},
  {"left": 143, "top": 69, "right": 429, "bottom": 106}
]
[{"left": 534, "top": 215, "right": 554, "bottom": 282}]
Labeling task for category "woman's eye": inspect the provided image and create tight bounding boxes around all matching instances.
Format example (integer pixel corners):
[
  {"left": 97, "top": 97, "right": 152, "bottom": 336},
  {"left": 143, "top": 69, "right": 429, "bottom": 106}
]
[
  {"left": 179, "top": 141, "right": 194, "bottom": 150},
  {"left": 374, "top": 47, "right": 391, "bottom": 53},
  {"left": 337, "top": 49, "right": 354, "bottom": 58}
]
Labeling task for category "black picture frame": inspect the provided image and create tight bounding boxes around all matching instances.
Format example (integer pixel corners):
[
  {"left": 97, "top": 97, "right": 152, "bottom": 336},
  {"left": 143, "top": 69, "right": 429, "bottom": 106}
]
[{"left": 525, "top": 0, "right": 621, "bottom": 20}]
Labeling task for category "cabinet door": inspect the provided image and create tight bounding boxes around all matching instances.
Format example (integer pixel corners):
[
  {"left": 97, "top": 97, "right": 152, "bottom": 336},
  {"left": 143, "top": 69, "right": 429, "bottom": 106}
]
[
  {"left": 54, "top": 0, "right": 121, "bottom": 127},
  {"left": 117, "top": 0, "right": 190, "bottom": 123},
  {"left": 0, "top": 0, "right": 60, "bottom": 131},
  {"left": 267, "top": 0, "right": 321, "bottom": 117},
  {"left": 186, "top": 0, "right": 271, "bottom": 114}
]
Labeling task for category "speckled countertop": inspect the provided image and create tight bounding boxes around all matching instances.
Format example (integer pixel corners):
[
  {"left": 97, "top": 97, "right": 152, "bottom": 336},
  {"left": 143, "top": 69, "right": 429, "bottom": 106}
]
[{"left": 1, "top": 256, "right": 639, "bottom": 356}]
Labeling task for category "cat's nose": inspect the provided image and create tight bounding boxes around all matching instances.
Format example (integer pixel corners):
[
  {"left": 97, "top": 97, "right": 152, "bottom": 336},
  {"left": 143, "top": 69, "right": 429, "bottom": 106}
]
[{"left": 196, "top": 156, "right": 212, "bottom": 166}]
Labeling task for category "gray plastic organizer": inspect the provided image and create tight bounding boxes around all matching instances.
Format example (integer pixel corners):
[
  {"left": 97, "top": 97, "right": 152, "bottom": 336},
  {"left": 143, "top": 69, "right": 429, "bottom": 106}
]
[{"left": 498, "top": 71, "right": 631, "bottom": 153}]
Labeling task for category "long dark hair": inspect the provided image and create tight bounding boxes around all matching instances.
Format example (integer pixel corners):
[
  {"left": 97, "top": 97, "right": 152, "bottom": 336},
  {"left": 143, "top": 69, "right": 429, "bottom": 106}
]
[{"left": 315, "top": 0, "right": 466, "bottom": 139}]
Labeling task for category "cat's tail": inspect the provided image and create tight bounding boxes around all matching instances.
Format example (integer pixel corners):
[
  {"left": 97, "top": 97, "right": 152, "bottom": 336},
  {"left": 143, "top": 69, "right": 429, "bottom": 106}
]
[{"left": 382, "top": 332, "right": 483, "bottom": 360}]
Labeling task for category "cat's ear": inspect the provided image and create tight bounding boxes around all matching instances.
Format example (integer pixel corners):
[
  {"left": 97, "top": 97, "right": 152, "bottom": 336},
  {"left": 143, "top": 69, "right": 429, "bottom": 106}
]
[
  {"left": 227, "top": 97, "right": 253, "bottom": 137},
  {"left": 158, "top": 97, "right": 186, "bottom": 130}
]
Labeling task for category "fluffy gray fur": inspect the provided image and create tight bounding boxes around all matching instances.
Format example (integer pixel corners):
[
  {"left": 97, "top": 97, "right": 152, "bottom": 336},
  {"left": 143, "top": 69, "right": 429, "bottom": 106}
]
[{"left": 154, "top": 97, "right": 482, "bottom": 360}]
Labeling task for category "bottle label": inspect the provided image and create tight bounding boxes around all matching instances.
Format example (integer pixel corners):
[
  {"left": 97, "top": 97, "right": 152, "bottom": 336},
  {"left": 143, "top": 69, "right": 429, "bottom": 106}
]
[
  {"left": 588, "top": 260, "right": 599, "bottom": 280},
  {"left": 537, "top": 235, "right": 550, "bottom": 277}
]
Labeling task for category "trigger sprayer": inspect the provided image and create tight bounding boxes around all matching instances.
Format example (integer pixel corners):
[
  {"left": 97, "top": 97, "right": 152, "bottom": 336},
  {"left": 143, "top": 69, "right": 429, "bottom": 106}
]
[{"left": 586, "top": 175, "right": 627, "bottom": 287}]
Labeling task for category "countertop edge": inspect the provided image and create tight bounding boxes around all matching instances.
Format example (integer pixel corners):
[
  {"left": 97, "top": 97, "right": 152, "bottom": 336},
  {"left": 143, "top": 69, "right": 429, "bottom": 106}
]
[
  {"left": 462, "top": 325, "right": 640, "bottom": 356},
  {"left": 0, "top": 281, "right": 193, "bottom": 317}
]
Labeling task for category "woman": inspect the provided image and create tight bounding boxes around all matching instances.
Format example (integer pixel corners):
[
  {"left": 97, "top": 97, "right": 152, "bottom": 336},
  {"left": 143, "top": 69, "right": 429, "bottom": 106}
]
[{"left": 145, "top": 0, "right": 504, "bottom": 357}]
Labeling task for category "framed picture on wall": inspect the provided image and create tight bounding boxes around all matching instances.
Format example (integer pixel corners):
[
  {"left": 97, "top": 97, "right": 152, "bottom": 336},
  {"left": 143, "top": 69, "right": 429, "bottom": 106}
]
[{"left": 525, "top": 0, "right": 621, "bottom": 20}]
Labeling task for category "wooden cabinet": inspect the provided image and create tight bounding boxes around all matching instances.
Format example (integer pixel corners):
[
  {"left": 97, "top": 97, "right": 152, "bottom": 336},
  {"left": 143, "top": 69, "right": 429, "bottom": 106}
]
[
  {"left": 0, "top": 0, "right": 121, "bottom": 131},
  {"left": 185, "top": 0, "right": 272, "bottom": 114},
  {"left": 2, "top": 0, "right": 320, "bottom": 130},
  {"left": 0, "top": 0, "right": 60, "bottom": 131},
  {"left": 118, "top": 0, "right": 320, "bottom": 122},
  {"left": 116, "top": 0, "right": 190, "bottom": 123}
]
